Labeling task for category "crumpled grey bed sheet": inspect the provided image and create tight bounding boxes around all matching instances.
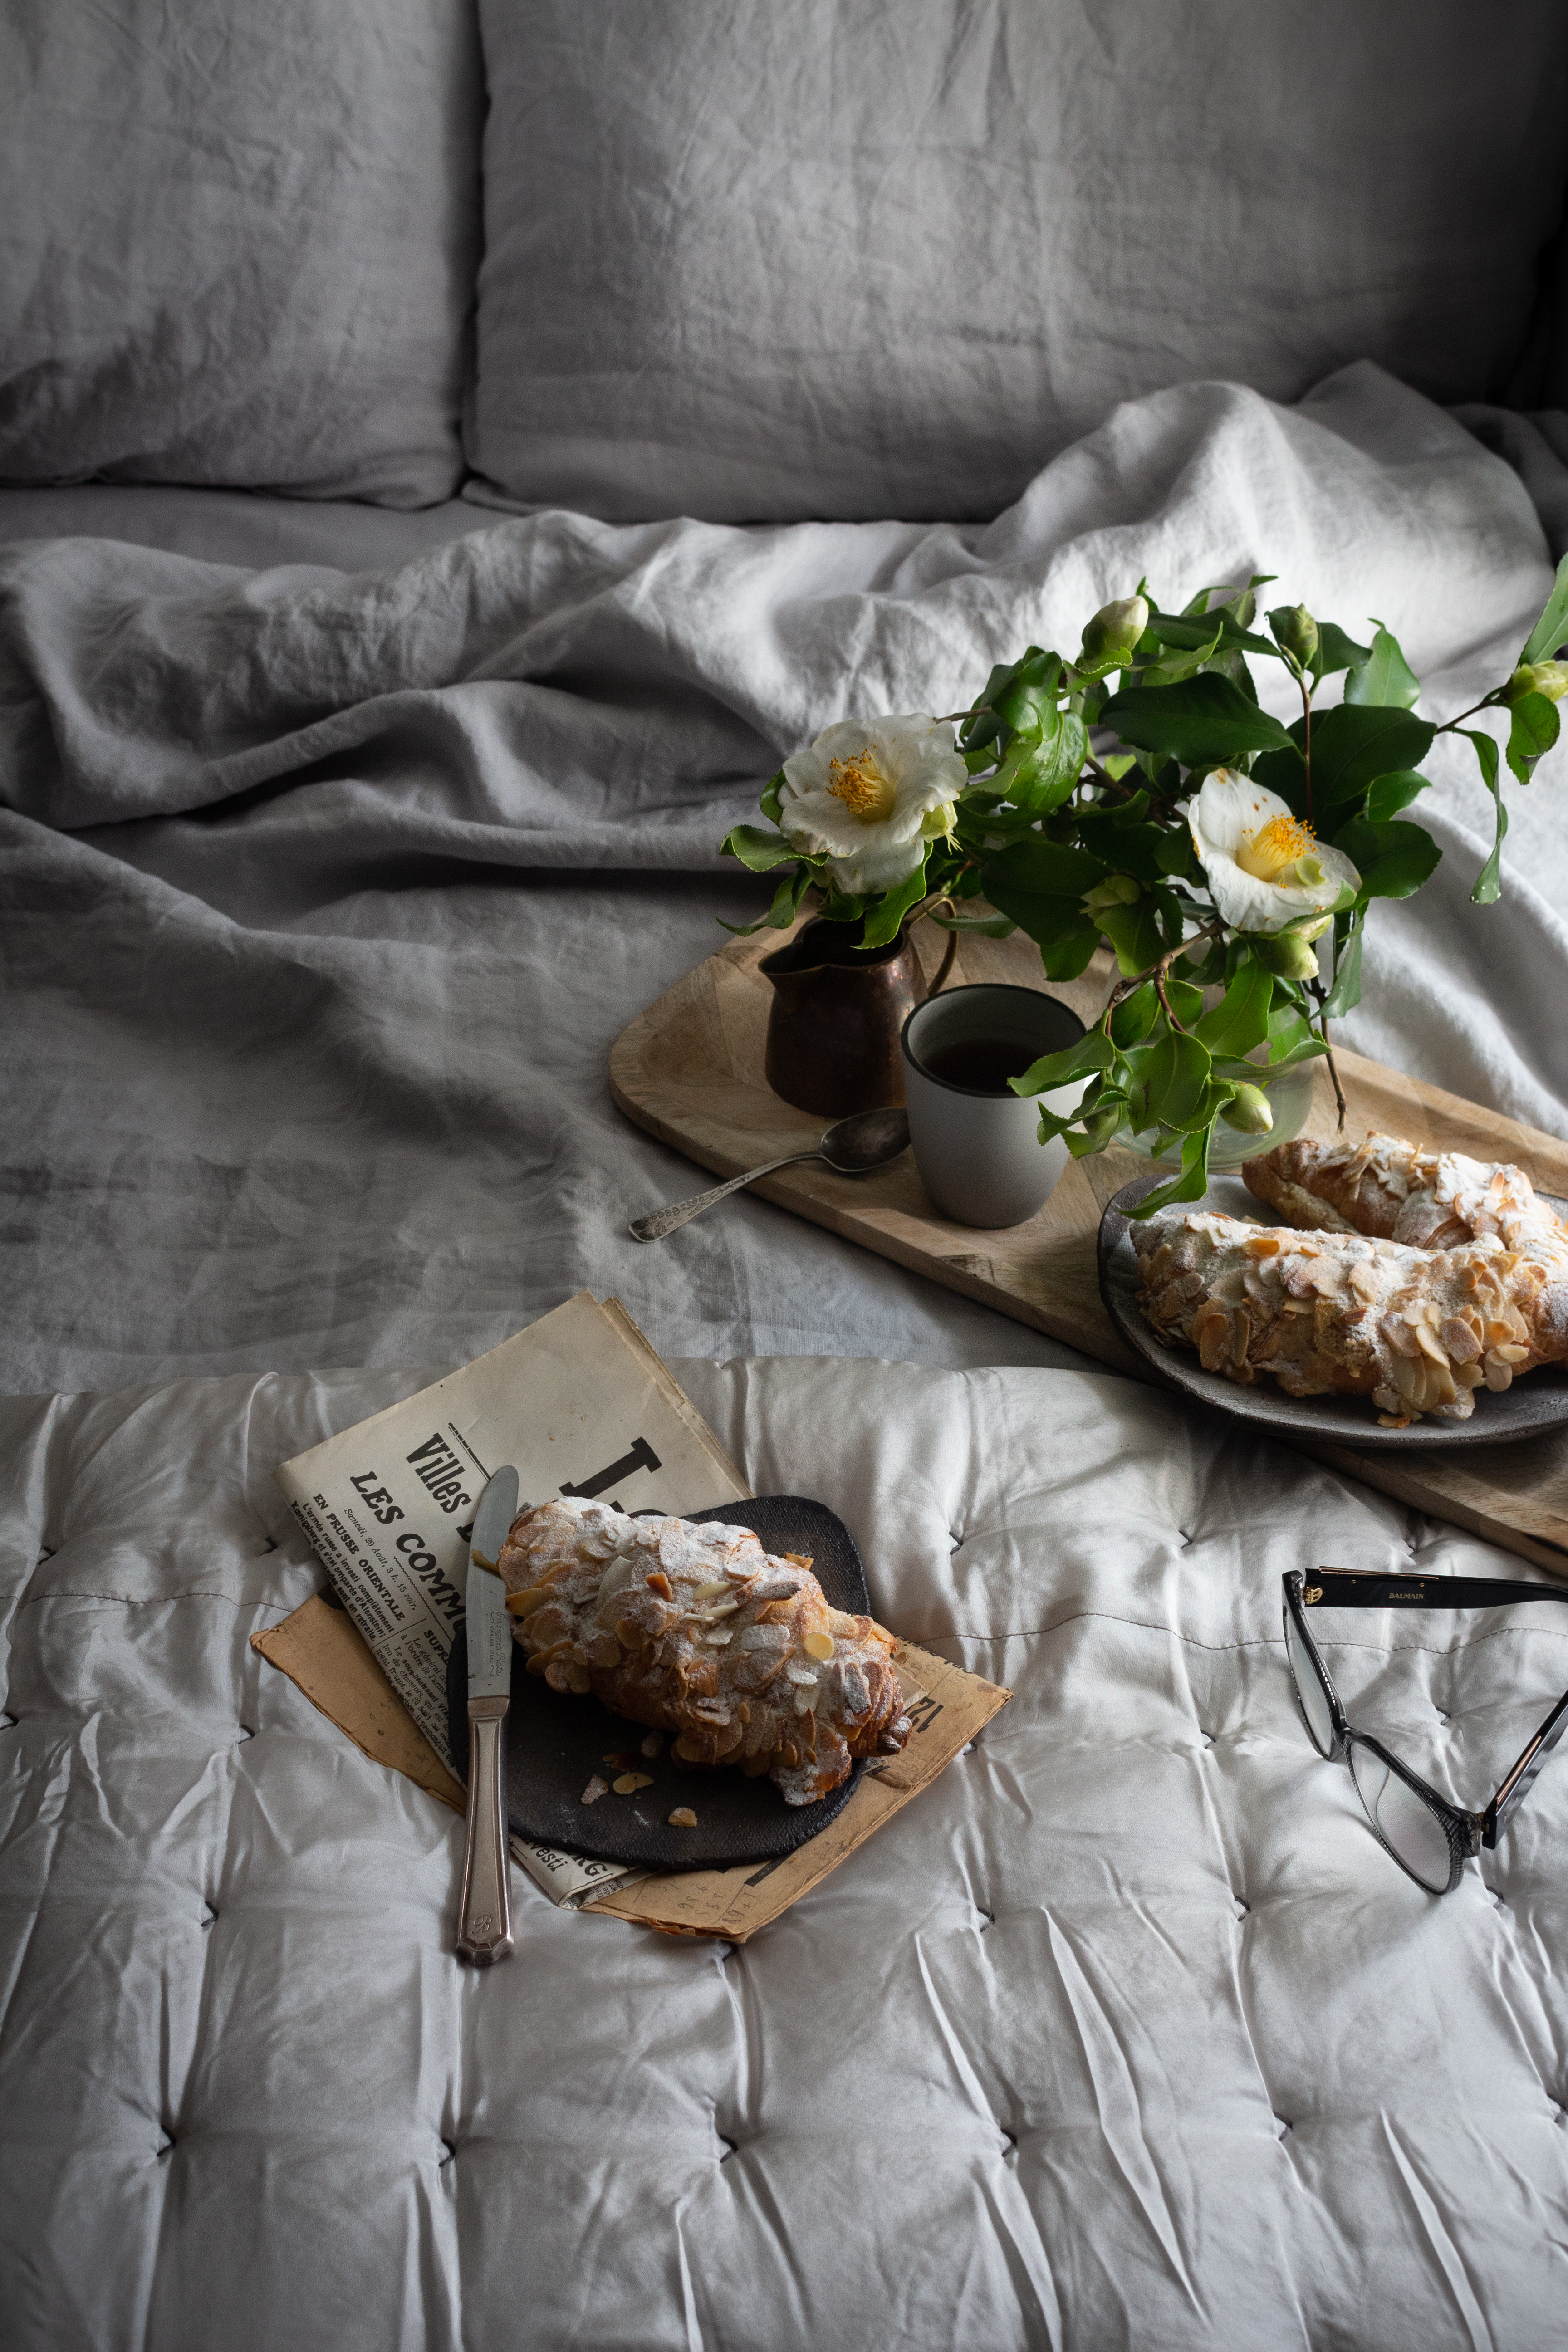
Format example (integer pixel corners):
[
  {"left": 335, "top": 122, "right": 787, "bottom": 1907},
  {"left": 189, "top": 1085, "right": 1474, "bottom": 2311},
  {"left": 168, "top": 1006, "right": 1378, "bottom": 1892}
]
[
  {"left": 2, "top": 362, "right": 1566, "bottom": 1396},
  {"left": 5, "top": 1354, "right": 1567, "bottom": 2352}
]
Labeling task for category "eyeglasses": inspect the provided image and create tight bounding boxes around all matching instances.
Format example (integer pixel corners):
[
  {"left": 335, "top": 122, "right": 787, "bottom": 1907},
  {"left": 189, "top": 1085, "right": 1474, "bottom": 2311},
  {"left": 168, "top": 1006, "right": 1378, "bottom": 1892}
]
[{"left": 1283, "top": 1568, "right": 1568, "bottom": 1894}]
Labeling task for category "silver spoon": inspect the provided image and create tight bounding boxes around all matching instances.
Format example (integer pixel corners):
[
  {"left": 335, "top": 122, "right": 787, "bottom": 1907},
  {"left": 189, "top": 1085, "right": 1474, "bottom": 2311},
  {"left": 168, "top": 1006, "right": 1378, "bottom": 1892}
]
[{"left": 629, "top": 1107, "right": 910, "bottom": 1242}]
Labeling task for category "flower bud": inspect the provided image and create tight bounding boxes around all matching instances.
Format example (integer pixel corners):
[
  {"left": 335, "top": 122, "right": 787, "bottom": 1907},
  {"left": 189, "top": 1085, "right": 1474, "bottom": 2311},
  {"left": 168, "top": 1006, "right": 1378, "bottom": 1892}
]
[
  {"left": 1079, "top": 595, "right": 1150, "bottom": 671},
  {"left": 1255, "top": 931, "right": 1321, "bottom": 982},
  {"left": 1268, "top": 604, "right": 1318, "bottom": 671},
  {"left": 1283, "top": 912, "right": 1333, "bottom": 943},
  {"left": 1220, "top": 1083, "right": 1274, "bottom": 1135},
  {"left": 1075, "top": 1100, "right": 1124, "bottom": 1150},
  {"left": 1504, "top": 660, "right": 1568, "bottom": 706},
  {"left": 921, "top": 800, "right": 958, "bottom": 842},
  {"left": 1082, "top": 874, "right": 1141, "bottom": 914}
]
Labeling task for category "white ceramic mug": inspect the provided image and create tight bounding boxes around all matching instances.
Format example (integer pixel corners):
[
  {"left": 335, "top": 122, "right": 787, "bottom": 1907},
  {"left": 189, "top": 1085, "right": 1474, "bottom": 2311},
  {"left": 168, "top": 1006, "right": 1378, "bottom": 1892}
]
[{"left": 901, "top": 984, "right": 1088, "bottom": 1228}]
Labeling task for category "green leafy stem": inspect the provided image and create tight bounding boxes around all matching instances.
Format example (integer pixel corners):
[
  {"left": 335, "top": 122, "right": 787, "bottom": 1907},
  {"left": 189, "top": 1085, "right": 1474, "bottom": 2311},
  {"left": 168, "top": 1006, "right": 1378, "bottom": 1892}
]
[{"left": 720, "top": 554, "right": 1568, "bottom": 1213}]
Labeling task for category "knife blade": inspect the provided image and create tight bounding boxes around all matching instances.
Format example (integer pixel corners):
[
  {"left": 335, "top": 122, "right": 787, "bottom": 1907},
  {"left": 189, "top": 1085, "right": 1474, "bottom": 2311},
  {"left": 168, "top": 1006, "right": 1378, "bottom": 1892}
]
[
  {"left": 456, "top": 1465, "right": 520, "bottom": 1966},
  {"left": 466, "top": 1464, "right": 520, "bottom": 1699}
]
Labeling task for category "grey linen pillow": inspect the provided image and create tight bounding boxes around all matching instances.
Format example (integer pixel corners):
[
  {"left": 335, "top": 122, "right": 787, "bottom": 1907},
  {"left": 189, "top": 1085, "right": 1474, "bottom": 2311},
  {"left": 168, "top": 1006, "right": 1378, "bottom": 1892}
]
[
  {"left": 467, "top": 0, "right": 1568, "bottom": 525},
  {"left": 0, "top": 0, "right": 483, "bottom": 509}
]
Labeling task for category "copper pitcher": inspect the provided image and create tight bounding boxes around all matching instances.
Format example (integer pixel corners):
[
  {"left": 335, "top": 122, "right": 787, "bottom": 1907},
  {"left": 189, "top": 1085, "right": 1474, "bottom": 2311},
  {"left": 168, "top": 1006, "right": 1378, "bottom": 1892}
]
[{"left": 760, "top": 918, "right": 926, "bottom": 1118}]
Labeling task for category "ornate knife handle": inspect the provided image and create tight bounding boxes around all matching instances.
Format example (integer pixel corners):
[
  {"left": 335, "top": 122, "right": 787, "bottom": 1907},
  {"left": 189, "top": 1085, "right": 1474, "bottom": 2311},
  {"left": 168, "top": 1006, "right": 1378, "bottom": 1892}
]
[{"left": 456, "top": 1698, "right": 514, "bottom": 1966}]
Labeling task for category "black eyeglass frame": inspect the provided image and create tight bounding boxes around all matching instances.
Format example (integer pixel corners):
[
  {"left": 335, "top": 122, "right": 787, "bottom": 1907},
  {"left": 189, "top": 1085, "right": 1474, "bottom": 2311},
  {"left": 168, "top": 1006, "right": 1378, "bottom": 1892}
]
[{"left": 1282, "top": 1568, "right": 1568, "bottom": 1894}]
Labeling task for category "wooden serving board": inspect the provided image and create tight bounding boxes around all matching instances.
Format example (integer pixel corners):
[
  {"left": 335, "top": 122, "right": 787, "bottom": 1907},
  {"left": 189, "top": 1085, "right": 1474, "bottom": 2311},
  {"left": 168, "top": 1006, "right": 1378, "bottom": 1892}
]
[{"left": 610, "top": 916, "right": 1568, "bottom": 1576}]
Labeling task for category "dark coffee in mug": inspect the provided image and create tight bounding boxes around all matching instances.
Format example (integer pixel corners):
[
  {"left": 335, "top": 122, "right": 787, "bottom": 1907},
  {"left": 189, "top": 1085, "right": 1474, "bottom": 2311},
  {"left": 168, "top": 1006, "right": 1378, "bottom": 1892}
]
[{"left": 920, "top": 1037, "right": 1039, "bottom": 1094}]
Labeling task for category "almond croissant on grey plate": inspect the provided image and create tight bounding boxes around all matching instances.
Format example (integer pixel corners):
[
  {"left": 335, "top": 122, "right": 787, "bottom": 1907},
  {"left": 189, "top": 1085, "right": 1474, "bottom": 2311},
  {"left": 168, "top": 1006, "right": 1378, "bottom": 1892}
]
[
  {"left": 496, "top": 1497, "right": 911, "bottom": 1804},
  {"left": 1134, "top": 1134, "right": 1568, "bottom": 1426}
]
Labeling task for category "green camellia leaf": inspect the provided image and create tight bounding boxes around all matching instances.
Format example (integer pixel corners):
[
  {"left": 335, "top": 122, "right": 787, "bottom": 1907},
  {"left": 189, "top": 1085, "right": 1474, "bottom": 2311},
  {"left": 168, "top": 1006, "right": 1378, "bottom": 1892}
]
[
  {"left": 1330, "top": 816, "right": 1442, "bottom": 901},
  {"left": 1075, "top": 813, "right": 1177, "bottom": 881},
  {"left": 930, "top": 911, "right": 1018, "bottom": 936},
  {"left": 1097, "top": 899, "right": 1167, "bottom": 977},
  {"left": 1459, "top": 727, "right": 1507, "bottom": 903},
  {"left": 1310, "top": 622, "right": 1372, "bottom": 680},
  {"left": 1265, "top": 1001, "right": 1315, "bottom": 1060},
  {"left": 979, "top": 856, "right": 1104, "bottom": 977},
  {"left": 1321, "top": 911, "right": 1364, "bottom": 1017},
  {"left": 1134, "top": 623, "right": 1225, "bottom": 689},
  {"left": 1249, "top": 744, "right": 1308, "bottom": 814},
  {"left": 759, "top": 770, "right": 786, "bottom": 826},
  {"left": 719, "top": 860, "right": 814, "bottom": 936},
  {"left": 1038, "top": 927, "right": 1104, "bottom": 982},
  {"left": 1506, "top": 689, "right": 1560, "bottom": 785},
  {"left": 984, "top": 841, "right": 1108, "bottom": 900},
  {"left": 1100, "top": 674, "right": 1294, "bottom": 766},
  {"left": 1520, "top": 549, "right": 1568, "bottom": 666},
  {"left": 1142, "top": 1030, "right": 1212, "bottom": 1130},
  {"left": 1301, "top": 703, "right": 1436, "bottom": 812},
  {"left": 1110, "top": 981, "right": 1159, "bottom": 1049},
  {"left": 972, "top": 882, "right": 1083, "bottom": 946},
  {"left": 1157, "top": 599, "right": 1276, "bottom": 661},
  {"left": 1193, "top": 957, "right": 1273, "bottom": 1058},
  {"left": 961, "top": 660, "right": 1021, "bottom": 752},
  {"left": 994, "top": 649, "right": 1064, "bottom": 738},
  {"left": 1131, "top": 1122, "right": 1215, "bottom": 1217},
  {"left": 1010, "top": 1028, "right": 1117, "bottom": 1098},
  {"left": 1251, "top": 1032, "right": 1328, "bottom": 1075},
  {"left": 859, "top": 854, "right": 931, "bottom": 950},
  {"left": 721, "top": 822, "right": 803, "bottom": 872},
  {"left": 1365, "top": 768, "right": 1431, "bottom": 821},
  {"left": 1000, "top": 711, "right": 1088, "bottom": 817},
  {"left": 1343, "top": 624, "right": 1421, "bottom": 711}
]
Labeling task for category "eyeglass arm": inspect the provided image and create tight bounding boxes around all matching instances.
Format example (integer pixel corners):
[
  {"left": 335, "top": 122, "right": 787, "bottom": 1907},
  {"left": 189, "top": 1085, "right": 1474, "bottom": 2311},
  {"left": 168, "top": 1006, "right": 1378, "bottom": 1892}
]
[
  {"left": 1483, "top": 1683, "right": 1568, "bottom": 1847},
  {"left": 1299, "top": 1569, "right": 1568, "bottom": 1612}
]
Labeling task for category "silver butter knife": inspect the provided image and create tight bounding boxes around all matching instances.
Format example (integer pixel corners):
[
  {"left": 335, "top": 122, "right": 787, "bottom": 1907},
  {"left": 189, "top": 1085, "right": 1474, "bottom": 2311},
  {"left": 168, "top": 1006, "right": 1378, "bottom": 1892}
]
[{"left": 456, "top": 1465, "right": 520, "bottom": 1966}]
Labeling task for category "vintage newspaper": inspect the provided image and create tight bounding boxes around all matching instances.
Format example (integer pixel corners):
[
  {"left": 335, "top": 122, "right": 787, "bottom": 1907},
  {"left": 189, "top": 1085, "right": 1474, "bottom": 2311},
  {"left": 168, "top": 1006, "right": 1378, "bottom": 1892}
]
[{"left": 273, "top": 1291, "right": 748, "bottom": 1897}]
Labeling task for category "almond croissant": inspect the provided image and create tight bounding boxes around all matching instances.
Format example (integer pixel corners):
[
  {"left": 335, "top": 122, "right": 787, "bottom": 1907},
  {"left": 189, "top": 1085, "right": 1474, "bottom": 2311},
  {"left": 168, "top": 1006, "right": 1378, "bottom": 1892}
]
[
  {"left": 1135, "top": 1207, "right": 1568, "bottom": 1425},
  {"left": 496, "top": 1497, "right": 911, "bottom": 1805},
  {"left": 1243, "top": 1132, "right": 1568, "bottom": 1262}
]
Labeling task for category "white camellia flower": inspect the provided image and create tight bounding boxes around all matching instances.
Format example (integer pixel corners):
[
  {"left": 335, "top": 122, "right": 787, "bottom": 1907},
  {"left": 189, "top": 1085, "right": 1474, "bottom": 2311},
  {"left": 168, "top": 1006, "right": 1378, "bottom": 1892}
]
[
  {"left": 778, "top": 715, "right": 966, "bottom": 897},
  {"left": 1185, "top": 769, "right": 1360, "bottom": 934}
]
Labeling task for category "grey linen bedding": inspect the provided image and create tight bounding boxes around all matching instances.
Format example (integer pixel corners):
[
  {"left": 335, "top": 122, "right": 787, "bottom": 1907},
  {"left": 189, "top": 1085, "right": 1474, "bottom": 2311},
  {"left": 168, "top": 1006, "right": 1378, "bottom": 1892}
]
[{"left": 2, "top": 363, "right": 1566, "bottom": 1395}]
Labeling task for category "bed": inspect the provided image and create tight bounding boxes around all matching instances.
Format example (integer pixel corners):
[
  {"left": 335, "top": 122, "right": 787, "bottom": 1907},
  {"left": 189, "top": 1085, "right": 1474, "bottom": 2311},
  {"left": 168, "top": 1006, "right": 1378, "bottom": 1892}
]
[{"left": 3, "top": 5, "right": 1568, "bottom": 2346}]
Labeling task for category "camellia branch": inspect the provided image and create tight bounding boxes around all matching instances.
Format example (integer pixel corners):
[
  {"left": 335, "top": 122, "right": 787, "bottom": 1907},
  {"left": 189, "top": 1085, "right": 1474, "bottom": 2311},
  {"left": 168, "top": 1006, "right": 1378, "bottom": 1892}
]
[
  {"left": 1101, "top": 920, "right": 1226, "bottom": 1028},
  {"left": 1319, "top": 1014, "right": 1348, "bottom": 1132}
]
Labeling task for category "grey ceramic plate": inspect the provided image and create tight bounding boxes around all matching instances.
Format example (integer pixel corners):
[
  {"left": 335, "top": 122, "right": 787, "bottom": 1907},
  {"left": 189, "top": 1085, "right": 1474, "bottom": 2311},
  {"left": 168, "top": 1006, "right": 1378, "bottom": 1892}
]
[
  {"left": 446, "top": 1495, "right": 870, "bottom": 1869},
  {"left": 1098, "top": 1171, "right": 1568, "bottom": 1450}
]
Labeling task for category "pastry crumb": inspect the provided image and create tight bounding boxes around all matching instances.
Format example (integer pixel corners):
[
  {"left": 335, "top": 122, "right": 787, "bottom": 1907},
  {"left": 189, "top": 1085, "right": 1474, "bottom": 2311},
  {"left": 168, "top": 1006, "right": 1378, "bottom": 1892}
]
[
  {"left": 580, "top": 1775, "right": 608, "bottom": 1805},
  {"left": 612, "top": 1771, "right": 653, "bottom": 1795},
  {"left": 640, "top": 1731, "right": 663, "bottom": 1759},
  {"left": 668, "top": 1807, "right": 698, "bottom": 1828}
]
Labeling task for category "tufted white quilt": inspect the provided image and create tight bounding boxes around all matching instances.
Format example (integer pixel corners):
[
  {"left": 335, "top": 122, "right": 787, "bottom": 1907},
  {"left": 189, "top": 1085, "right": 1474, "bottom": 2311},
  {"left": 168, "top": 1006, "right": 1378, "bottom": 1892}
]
[{"left": 3, "top": 1352, "right": 1565, "bottom": 2350}]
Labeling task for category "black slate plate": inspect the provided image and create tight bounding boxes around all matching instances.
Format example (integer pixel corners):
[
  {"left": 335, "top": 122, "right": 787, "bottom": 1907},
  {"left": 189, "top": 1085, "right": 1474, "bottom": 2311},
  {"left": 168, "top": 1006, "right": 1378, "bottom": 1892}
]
[
  {"left": 1099, "top": 1171, "right": 1568, "bottom": 1450},
  {"left": 446, "top": 1495, "right": 870, "bottom": 1869}
]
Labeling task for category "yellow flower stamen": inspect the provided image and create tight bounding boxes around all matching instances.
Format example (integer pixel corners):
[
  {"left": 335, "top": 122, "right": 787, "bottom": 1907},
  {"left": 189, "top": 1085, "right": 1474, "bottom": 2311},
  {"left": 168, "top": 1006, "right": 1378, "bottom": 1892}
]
[
  {"left": 827, "top": 748, "right": 897, "bottom": 823},
  {"left": 1236, "top": 812, "right": 1324, "bottom": 889}
]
